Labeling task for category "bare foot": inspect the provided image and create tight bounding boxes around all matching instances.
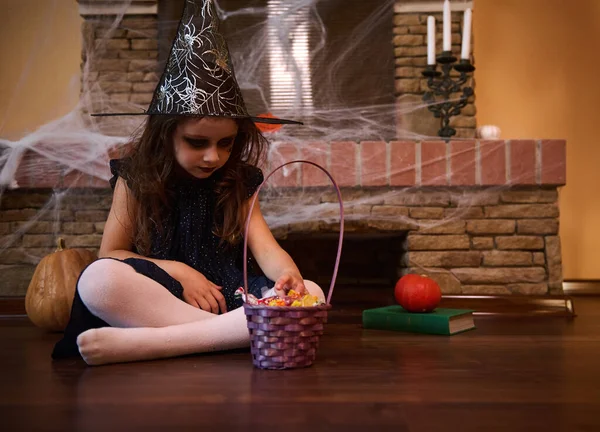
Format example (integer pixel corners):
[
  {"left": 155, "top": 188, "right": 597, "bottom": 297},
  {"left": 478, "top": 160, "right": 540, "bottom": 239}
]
[{"left": 77, "top": 328, "right": 106, "bottom": 366}]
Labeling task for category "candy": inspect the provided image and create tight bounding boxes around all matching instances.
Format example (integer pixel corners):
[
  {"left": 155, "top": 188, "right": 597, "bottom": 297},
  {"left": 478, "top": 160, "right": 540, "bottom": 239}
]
[
  {"left": 234, "top": 287, "right": 259, "bottom": 305},
  {"left": 235, "top": 288, "right": 324, "bottom": 307},
  {"left": 267, "top": 298, "right": 286, "bottom": 307}
]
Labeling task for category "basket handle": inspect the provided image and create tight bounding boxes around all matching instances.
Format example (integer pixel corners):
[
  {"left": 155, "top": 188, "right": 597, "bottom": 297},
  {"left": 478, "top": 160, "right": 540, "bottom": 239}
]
[{"left": 242, "top": 160, "right": 344, "bottom": 306}]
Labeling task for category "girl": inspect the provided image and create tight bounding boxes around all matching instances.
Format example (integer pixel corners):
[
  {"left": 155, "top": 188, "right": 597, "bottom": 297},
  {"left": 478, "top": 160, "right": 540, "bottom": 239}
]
[{"left": 51, "top": 114, "right": 324, "bottom": 365}]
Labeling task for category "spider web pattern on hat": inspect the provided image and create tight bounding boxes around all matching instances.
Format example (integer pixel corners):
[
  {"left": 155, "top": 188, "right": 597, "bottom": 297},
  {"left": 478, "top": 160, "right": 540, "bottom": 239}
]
[
  {"left": 151, "top": 0, "right": 246, "bottom": 117},
  {"left": 92, "top": 0, "right": 301, "bottom": 125}
]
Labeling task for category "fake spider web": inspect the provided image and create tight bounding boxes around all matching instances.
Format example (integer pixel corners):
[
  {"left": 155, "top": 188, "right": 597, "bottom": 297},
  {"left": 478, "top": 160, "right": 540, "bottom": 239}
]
[{"left": 0, "top": 0, "right": 500, "bottom": 290}]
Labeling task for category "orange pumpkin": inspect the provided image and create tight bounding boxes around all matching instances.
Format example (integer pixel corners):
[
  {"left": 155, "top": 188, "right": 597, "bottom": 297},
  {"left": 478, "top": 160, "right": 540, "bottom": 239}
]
[
  {"left": 394, "top": 274, "right": 442, "bottom": 313},
  {"left": 25, "top": 238, "right": 97, "bottom": 331}
]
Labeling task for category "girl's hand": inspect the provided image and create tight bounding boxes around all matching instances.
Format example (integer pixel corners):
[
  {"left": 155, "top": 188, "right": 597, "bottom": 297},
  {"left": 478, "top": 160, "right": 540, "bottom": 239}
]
[
  {"left": 274, "top": 272, "right": 307, "bottom": 298},
  {"left": 177, "top": 267, "right": 227, "bottom": 314}
]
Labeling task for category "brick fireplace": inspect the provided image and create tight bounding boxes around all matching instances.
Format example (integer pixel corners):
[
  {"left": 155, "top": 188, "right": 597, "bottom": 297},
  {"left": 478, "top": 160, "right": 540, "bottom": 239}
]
[
  {"left": 266, "top": 138, "right": 565, "bottom": 296},
  {"left": 1, "top": 137, "right": 566, "bottom": 297},
  {"left": 0, "top": 1, "right": 566, "bottom": 297}
]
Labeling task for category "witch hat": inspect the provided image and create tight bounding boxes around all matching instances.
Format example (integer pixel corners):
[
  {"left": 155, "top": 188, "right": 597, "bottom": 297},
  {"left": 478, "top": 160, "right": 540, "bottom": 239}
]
[{"left": 92, "top": 0, "right": 301, "bottom": 126}]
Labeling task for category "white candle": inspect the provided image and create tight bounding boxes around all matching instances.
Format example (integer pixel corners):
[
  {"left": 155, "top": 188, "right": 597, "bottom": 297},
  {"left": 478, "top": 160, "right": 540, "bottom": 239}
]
[
  {"left": 443, "top": 0, "right": 451, "bottom": 52},
  {"left": 461, "top": 8, "right": 472, "bottom": 59},
  {"left": 427, "top": 16, "right": 436, "bottom": 65}
]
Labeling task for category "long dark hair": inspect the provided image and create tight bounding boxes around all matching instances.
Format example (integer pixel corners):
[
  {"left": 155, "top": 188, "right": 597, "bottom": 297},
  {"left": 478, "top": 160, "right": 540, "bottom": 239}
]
[{"left": 120, "top": 115, "right": 268, "bottom": 255}]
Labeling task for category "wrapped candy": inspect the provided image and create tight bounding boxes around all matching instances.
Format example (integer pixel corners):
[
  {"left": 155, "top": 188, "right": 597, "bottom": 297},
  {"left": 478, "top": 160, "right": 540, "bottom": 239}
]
[
  {"left": 235, "top": 287, "right": 324, "bottom": 307},
  {"left": 234, "top": 287, "right": 259, "bottom": 305}
]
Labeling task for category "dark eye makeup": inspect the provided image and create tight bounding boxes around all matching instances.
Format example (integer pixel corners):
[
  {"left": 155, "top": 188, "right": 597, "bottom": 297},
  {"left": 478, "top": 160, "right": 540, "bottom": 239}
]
[
  {"left": 184, "top": 137, "right": 208, "bottom": 148},
  {"left": 218, "top": 138, "right": 235, "bottom": 148},
  {"left": 184, "top": 137, "right": 235, "bottom": 148}
]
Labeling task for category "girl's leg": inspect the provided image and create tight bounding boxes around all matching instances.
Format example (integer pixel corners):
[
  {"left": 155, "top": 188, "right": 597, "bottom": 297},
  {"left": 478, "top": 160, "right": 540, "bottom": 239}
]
[
  {"left": 77, "top": 307, "right": 249, "bottom": 365},
  {"left": 77, "top": 258, "right": 214, "bottom": 328},
  {"left": 77, "top": 280, "right": 326, "bottom": 366}
]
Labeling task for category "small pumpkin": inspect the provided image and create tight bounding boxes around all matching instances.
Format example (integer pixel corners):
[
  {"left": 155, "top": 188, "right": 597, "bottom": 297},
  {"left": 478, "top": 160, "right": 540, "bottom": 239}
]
[
  {"left": 25, "top": 237, "right": 97, "bottom": 332},
  {"left": 394, "top": 273, "right": 442, "bottom": 313}
]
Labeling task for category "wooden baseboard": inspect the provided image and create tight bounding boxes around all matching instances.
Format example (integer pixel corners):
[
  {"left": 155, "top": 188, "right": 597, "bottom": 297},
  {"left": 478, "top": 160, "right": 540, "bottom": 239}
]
[
  {"left": 332, "top": 286, "right": 577, "bottom": 317},
  {"left": 440, "top": 295, "right": 575, "bottom": 317},
  {"left": 0, "top": 291, "right": 580, "bottom": 318},
  {"left": 563, "top": 280, "right": 600, "bottom": 296},
  {"left": 0, "top": 297, "right": 26, "bottom": 317}
]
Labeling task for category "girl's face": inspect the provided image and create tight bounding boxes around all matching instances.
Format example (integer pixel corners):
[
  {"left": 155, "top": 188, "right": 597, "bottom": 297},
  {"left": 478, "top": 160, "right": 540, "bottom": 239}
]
[{"left": 173, "top": 116, "right": 239, "bottom": 179}]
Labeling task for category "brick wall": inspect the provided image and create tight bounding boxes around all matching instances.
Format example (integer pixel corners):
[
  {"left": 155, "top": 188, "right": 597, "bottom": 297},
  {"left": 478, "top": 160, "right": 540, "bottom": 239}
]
[
  {"left": 271, "top": 139, "right": 566, "bottom": 188},
  {"left": 279, "top": 187, "right": 562, "bottom": 295},
  {"left": 1, "top": 139, "right": 566, "bottom": 297},
  {"left": 0, "top": 189, "right": 111, "bottom": 295},
  {"left": 394, "top": 3, "right": 476, "bottom": 138},
  {"left": 0, "top": 185, "right": 563, "bottom": 297},
  {"left": 12, "top": 139, "right": 567, "bottom": 189},
  {"left": 80, "top": 5, "right": 160, "bottom": 134}
]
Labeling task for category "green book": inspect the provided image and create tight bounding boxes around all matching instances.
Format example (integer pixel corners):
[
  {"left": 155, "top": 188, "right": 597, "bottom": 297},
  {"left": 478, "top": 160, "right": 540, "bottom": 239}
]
[{"left": 362, "top": 305, "right": 476, "bottom": 335}]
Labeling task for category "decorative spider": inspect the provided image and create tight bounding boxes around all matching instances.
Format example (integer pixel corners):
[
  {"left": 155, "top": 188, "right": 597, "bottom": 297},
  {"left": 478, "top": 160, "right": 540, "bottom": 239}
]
[
  {"left": 156, "top": 77, "right": 174, "bottom": 113},
  {"left": 197, "top": 2, "right": 231, "bottom": 76},
  {"left": 203, "top": 14, "right": 231, "bottom": 74},
  {"left": 171, "top": 18, "right": 205, "bottom": 73},
  {"left": 174, "top": 77, "right": 203, "bottom": 114}
]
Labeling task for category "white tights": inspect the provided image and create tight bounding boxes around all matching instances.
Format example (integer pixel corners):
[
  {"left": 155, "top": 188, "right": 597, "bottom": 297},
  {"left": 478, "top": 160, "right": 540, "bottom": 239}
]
[{"left": 75, "top": 259, "right": 325, "bottom": 366}]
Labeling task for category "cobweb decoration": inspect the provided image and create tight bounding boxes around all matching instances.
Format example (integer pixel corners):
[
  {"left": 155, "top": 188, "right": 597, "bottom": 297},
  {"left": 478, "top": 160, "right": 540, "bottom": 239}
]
[{"left": 0, "top": 0, "right": 491, "bottom": 289}]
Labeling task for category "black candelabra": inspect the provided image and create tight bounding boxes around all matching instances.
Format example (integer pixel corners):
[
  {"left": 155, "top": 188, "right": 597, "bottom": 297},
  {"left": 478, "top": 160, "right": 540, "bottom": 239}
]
[{"left": 422, "top": 51, "right": 475, "bottom": 140}]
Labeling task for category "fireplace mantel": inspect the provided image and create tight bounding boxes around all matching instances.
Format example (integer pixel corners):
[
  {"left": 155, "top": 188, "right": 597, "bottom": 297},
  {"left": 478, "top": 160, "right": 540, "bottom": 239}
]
[{"left": 13, "top": 139, "right": 566, "bottom": 189}]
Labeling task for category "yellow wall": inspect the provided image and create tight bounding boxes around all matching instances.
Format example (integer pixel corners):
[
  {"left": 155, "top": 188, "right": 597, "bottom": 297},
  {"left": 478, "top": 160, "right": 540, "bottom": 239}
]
[
  {"left": 0, "top": 0, "right": 82, "bottom": 140},
  {"left": 474, "top": 0, "right": 600, "bottom": 279},
  {"left": 1, "top": 0, "right": 598, "bottom": 279}
]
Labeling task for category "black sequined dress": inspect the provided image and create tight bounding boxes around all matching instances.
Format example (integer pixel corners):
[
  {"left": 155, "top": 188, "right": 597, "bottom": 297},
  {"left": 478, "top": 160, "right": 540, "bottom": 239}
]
[{"left": 52, "top": 159, "right": 274, "bottom": 359}]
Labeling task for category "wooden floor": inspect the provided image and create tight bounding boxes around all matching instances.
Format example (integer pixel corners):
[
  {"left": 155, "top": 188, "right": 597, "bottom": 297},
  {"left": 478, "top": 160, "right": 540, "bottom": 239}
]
[{"left": 1, "top": 296, "right": 600, "bottom": 431}]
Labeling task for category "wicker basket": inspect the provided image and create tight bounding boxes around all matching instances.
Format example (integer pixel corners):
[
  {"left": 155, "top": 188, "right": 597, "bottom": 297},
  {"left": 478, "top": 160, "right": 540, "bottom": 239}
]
[{"left": 242, "top": 160, "right": 344, "bottom": 370}]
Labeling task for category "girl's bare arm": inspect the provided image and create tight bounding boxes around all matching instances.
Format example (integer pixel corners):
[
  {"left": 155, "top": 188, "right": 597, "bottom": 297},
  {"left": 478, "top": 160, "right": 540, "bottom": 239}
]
[
  {"left": 99, "top": 177, "right": 187, "bottom": 280},
  {"left": 245, "top": 192, "right": 304, "bottom": 292}
]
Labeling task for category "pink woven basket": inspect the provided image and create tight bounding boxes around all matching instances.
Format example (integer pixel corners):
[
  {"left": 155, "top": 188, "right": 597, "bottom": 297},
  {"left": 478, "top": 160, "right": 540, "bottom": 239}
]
[{"left": 242, "top": 160, "right": 344, "bottom": 370}]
